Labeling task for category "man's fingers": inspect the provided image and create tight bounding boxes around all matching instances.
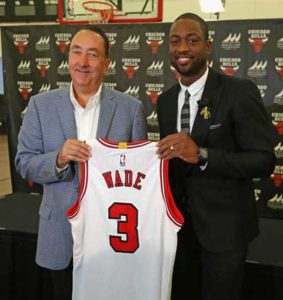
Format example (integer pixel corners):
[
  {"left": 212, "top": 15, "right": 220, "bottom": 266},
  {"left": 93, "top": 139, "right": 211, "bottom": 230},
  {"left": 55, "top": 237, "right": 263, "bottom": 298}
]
[{"left": 58, "top": 140, "right": 92, "bottom": 166}]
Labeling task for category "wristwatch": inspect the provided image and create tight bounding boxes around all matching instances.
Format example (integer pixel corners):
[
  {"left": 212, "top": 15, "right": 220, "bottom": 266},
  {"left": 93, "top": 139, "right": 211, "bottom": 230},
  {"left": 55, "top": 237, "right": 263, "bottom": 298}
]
[{"left": 197, "top": 147, "right": 208, "bottom": 164}]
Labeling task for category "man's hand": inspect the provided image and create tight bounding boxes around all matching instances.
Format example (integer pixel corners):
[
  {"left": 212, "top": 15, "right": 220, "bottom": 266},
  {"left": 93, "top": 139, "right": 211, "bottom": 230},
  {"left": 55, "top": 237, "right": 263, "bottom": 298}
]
[
  {"left": 56, "top": 139, "right": 92, "bottom": 168},
  {"left": 157, "top": 132, "right": 199, "bottom": 164}
]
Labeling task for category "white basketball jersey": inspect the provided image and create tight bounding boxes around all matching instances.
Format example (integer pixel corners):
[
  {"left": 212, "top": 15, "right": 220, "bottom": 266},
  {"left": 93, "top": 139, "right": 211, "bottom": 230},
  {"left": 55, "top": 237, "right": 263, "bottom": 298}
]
[{"left": 67, "top": 138, "right": 184, "bottom": 300}]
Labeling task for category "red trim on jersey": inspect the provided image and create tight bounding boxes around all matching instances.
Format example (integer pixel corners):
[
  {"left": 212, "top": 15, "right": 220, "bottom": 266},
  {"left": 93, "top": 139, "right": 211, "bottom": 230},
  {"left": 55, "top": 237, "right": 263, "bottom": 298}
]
[
  {"left": 160, "top": 159, "right": 184, "bottom": 227},
  {"left": 98, "top": 138, "right": 152, "bottom": 149},
  {"left": 66, "top": 161, "right": 88, "bottom": 219}
]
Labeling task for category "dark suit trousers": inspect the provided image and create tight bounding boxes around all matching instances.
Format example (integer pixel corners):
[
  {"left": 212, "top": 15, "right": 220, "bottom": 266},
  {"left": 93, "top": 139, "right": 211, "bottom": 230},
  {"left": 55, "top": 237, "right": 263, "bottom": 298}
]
[
  {"left": 171, "top": 215, "right": 248, "bottom": 300},
  {"left": 40, "top": 261, "right": 73, "bottom": 300}
]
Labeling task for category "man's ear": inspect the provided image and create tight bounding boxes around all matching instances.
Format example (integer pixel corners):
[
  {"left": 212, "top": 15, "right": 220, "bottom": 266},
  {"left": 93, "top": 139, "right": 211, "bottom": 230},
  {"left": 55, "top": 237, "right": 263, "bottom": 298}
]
[
  {"left": 103, "top": 58, "right": 110, "bottom": 75},
  {"left": 206, "top": 40, "right": 212, "bottom": 56}
]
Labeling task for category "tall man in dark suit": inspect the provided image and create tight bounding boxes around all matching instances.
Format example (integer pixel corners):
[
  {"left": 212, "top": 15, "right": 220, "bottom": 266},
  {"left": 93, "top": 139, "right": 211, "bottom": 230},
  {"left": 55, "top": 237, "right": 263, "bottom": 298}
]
[{"left": 157, "top": 13, "right": 276, "bottom": 300}]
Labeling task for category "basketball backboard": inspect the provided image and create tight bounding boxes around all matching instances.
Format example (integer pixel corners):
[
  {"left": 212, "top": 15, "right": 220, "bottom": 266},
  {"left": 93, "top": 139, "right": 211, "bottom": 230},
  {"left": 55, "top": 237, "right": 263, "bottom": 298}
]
[{"left": 58, "top": 0, "right": 163, "bottom": 24}]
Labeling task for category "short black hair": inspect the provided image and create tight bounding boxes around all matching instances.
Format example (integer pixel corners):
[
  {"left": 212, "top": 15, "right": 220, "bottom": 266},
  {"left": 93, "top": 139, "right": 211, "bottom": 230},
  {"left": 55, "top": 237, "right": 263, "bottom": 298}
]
[
  {"left": 79, "top": 26, "right": 110, "bottom": 58},
  {"left": 174, "top": 13, "right": 209, "bottom": 40}
]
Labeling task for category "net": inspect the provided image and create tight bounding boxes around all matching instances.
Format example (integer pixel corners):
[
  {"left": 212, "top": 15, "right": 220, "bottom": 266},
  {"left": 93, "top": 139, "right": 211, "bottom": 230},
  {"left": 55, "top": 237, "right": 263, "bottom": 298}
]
[{"left": 82, "top": 1, "right": 113, "bottom": 23}]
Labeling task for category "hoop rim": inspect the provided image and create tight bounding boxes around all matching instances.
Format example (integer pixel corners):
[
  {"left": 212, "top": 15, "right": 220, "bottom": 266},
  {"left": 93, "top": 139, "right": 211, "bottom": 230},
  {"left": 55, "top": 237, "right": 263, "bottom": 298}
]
[
  {"left": 58, "top": 0, "right": 163, "bottom": 25},
  {"left": 82, "top": 0, "right": 114, "bottom": 14}
]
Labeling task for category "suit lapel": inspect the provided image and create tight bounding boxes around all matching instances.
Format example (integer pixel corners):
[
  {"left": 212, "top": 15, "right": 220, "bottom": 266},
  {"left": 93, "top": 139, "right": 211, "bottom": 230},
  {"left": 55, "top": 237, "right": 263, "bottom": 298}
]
[
  {"left": 55, "top": 88, "right": 77, "bottom": 139},
  {"left": 191, "top": 69, "right": 224, "bottom": 146},
  {"left": 163, "top": 84, "right": 180, "bottom": 135},
  {"left": 96, "top": 86, "right": 117, "bottom": 138}
]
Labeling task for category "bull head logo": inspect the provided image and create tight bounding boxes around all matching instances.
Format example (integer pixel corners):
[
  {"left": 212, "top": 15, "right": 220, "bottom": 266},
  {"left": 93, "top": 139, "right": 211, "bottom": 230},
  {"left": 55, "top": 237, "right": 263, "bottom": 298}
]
[
  {"left": 146, "top": 90, "right": 162, "bottom": 105},
  {"left": 18, "top": 87, "right": 32, "bottom": 101},
  {"left": 275, "top": 65, "right": 283, "bottom": 79},
  {"left": 220, "top": 65, "right": 239, "bottom": 76},
  {"left": 123, "top": 65, "right": 139, "bottom": 79},
  {"left": 271, "top": 174, "right": 283, "bottom": 187},
  {"left": 273, "top": 121, "right": 283, "bottom": 135},
  {"left": 249, "top": 37, "right": 268, "bottom": 53},
  {"left": 14, "top": 40, "right": 28, "bottom": 54},
  {"left": 56, "top": 40, "right": 70, "bottom": 54},
  {"left": 37, "top": 64, "right": 50, "bottom": 78},
  {"left": 146, "top": 40, "right": 163, "bottom": 54}
]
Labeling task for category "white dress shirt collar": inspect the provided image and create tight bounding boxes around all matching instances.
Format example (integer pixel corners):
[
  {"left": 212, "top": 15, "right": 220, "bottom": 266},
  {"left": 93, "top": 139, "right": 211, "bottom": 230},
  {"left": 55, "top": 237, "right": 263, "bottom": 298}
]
[
  {"left": 70, "top": 82, "right": 102, "bottom": 112},
  {"left": 178, "top": 67, "right": 209, "bottom": 97},
  {"left": 177, "top": 68, "right": 209, "bottom": 133},
  {"left": 69, "top": 82, "right": 102, "bottom": 140}
]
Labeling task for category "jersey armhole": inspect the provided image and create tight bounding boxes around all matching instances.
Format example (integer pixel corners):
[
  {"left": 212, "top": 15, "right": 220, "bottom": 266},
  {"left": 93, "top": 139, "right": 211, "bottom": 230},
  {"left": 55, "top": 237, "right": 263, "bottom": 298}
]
[
  {"left": 66, "top": 161, "right": 88, "bottom": 219},
  {"left": 160, "top": 159, "right": 184, "bottom": 227}
]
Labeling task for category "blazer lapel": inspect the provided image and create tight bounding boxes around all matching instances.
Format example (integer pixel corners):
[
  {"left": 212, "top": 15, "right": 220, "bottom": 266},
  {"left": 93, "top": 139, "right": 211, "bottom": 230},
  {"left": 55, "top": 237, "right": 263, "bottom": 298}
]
[
  {"left": 55, "top": 88, "right": 77, "bottom": 140},
  {"left": 96, "top": 86, "right": 117, "bottom": 138},
  {"left": 163, "top": 84, "right": 180, "bottom": 135},
  {"left": 191, "top": 69, "right": 224, "bottom": 146}
]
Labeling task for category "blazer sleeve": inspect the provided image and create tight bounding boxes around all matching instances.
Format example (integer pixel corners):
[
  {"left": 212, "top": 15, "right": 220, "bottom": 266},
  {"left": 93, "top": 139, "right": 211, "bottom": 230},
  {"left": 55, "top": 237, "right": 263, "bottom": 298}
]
[
  {"left": 15, "top": 96, "right": 72, "bottom": 184},
  {"left": 131, "top": 100, "right": 148, "bottom": 141},
  {"left": 206, "top": 79, "right": 276, "bottom": 179}
]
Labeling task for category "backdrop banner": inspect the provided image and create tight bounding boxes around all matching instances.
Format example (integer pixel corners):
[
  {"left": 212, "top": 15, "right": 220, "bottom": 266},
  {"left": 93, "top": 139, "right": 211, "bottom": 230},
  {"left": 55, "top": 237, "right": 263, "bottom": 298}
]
[{"left": 2, "top": 19, "right": 283, "bottom": 218}]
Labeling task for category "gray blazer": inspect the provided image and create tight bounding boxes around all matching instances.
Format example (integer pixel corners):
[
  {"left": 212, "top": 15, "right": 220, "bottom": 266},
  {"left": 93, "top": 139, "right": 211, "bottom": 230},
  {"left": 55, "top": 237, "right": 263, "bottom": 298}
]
[{"left": 15, "top": 85, "right": 147, "bottom": 270}]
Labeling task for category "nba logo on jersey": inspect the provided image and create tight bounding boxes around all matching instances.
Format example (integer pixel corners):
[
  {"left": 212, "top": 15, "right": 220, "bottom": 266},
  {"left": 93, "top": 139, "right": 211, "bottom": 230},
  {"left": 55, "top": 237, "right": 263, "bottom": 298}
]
[{"left": 120, "top": 154, "right": 126, "bottom": 167}]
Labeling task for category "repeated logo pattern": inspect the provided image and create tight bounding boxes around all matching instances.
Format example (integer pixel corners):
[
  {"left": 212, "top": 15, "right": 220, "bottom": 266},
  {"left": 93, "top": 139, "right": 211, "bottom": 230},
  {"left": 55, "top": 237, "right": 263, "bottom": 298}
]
[{"left": 3, "top": 20, "right": 283, "bottom": 218}]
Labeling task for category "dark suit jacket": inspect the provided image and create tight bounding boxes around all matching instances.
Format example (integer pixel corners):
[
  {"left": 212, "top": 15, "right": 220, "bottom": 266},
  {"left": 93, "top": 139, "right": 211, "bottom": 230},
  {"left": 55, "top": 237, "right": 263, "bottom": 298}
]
[{"left": 157, "top": 68, "right": 276, "bottom": 252}]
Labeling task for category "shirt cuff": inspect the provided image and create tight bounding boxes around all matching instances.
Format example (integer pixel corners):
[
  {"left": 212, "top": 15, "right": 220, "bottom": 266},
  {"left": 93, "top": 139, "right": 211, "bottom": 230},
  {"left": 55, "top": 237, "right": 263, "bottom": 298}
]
[{"left": 56, "top": 164, "right": 69, "bottom": 174}]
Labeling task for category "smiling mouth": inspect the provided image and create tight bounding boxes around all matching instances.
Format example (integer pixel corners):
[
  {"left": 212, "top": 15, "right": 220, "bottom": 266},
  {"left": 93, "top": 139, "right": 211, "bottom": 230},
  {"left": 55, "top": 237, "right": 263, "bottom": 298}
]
[
  {"left": 177, "top": 56, "right": 192, "bottom": 65},
  {"left": 76, "top": 69, "right": 90, "bottom": 73}
]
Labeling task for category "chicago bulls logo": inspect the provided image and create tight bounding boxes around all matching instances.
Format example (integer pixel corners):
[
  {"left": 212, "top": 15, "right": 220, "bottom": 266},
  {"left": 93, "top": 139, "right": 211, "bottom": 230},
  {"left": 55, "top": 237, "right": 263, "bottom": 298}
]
[
  {"left": 14, "top": 40, "right": 28, "bottom": 54},
  {"left": 55, "top": 33, "right": 72, "bottom": 54},
  {"left": 145, "top": 83, "right": 164, "bottom": 105},
  {"left": 146, "top": 91, "right": 161, "bottom": 105},
  {"left": 146, "top": 40, "right": 164, "bottom": 54},
  {"left": 276, "top": 66, "right": 283, "bottom": 79},
  {"left": 123, "top": 65, "right": 139, "bottom": 79},
  {"left": 122, "top": 58, "right": 140, "bottom": 79},
  {"left": 19, "top": 87, "right": 32, "bottom": 101},
  {"left": 220, "top": 65, "right": 239, "bottom": 76},
  {"left": 271, "top": 174, "right": 283, "bottom": 187},
  {"left": 18, "top": 81, "right": 33, "bottom": 101},
  {"left": 249, "top": 38, "right": 268, "bottom": 53},
  {"left": 273, "top": 121, "right": 283, "bottom": 135},
  {"left": 56, "top": 40, "right": 70, "bottom": 54},
  {"left": 37, "top": 64, "right": 50, "bottom": 77}
]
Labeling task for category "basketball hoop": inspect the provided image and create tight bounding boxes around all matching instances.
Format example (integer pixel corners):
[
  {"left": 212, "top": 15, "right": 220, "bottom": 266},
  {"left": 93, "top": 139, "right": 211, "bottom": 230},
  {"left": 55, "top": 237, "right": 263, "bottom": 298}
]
[{"left": 82, "top": 1, "right": 114, "bottom": 23}]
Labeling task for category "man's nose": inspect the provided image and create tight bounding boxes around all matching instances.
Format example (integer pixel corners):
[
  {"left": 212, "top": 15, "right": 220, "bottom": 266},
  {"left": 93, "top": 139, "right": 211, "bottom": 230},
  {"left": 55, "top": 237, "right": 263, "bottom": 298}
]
[
  {"left": 79, "top": 53, "right": 89, "bottom": 66},
  {"left": 178, "top": 40, "right": 191, "bottom": 52}
]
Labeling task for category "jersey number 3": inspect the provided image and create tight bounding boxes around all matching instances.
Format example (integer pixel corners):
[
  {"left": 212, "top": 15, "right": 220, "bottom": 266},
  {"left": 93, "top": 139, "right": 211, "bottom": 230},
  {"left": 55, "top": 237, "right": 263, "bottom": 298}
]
[{"left": 108, "top": 203, "right": 139, "bottom": 253}]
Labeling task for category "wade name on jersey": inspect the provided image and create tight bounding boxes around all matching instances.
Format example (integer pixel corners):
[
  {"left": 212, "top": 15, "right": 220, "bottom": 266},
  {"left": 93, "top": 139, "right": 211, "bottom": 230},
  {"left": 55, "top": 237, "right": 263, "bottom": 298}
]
[{"left": 102, "top": 169, "right": 145, "bottom": 190}]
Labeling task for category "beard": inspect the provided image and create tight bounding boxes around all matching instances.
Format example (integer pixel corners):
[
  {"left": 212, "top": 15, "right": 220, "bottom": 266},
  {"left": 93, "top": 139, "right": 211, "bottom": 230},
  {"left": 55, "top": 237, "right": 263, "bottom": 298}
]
[{"left": 171, "top": 56, "right": 207, "bottom": 77}]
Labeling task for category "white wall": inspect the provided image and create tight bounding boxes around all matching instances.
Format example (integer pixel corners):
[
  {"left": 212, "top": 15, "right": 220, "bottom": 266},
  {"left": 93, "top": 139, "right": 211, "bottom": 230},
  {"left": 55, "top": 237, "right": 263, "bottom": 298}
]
[{"left": 163, "top": 0, "right": 283, "bottom": 22}]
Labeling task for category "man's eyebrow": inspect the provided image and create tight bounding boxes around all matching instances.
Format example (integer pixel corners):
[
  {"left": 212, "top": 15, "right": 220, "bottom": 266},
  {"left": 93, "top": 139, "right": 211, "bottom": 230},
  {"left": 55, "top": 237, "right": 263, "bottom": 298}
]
[
  {"left": 170, "top": 33, "right": 198, "bottom": 38},
  {"left": 70, "top": 44, "right": 82, "bottom": 50},
  {"left": 70, "top": 45, "right": 99, "bottom": 52},
  {"left": 88, "top": 47, "right": 99, "bottom": 52}
]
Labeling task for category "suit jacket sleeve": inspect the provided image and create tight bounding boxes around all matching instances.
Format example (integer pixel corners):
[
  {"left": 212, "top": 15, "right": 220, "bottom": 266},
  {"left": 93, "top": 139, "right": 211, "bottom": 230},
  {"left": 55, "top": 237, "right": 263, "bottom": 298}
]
[
  {"left": 15, "top": 93, "right": 74, "bottom": 185},
  {"left": 205, "top": 78, "right": 276, "bottom": 179},
  {"left": 131, "top": 100, "right": 148, "bottom": 141},
  {"left": 157, "top": 75, "right": 276, "bottom": 180}
]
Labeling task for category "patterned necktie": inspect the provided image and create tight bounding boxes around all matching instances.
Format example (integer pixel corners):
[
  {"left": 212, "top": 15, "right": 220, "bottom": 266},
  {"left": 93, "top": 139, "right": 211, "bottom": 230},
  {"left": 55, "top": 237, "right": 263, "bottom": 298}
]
[{"left": 181, "top": 90, "right": 190, "bottom": 133}]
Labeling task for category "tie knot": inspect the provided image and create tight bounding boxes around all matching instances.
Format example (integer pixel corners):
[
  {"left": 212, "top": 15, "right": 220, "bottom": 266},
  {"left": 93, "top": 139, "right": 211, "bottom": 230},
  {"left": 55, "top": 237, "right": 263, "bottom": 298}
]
[{"left": 184, "top": 90, "right": 190, "bottom": 102}]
